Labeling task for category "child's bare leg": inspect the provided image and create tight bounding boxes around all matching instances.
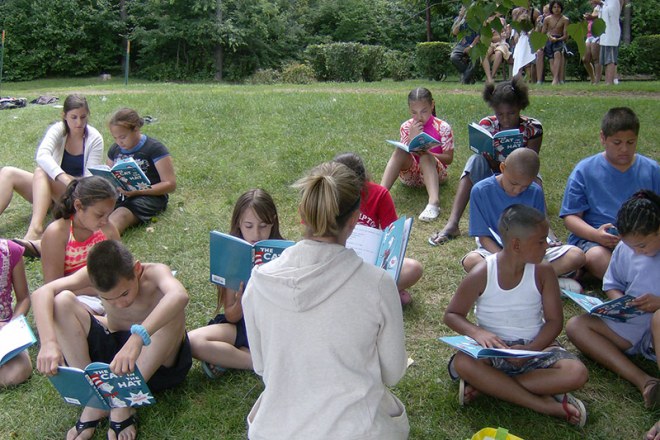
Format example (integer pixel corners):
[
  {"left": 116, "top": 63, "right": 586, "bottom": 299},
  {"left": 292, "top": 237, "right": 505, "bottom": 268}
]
[
  {"left": 25, "top": 167, "right": 56, "bottom": 240},
  {"left": 434, "top": 175, "right": 473, "bottom": 240},
  {"left": 109, "top": 207, "right": 140, "bottom": 235},
  {"left": 549, "top": 247, "right": 585, "bottom": 277},
  {"left": 53, "top": 292, "right": 109, "bottom": 440},
  {"left": 535, "top": 51, "right": 544, "bottom": 82},
  {"left": 454, "top": 353, "right": 584, "bottom": 423},
  {"left": 491, "top": 52, "right": 503, "bottom": 81},
  {"left": 419, "top": 154, "right": 440, "bottom": 206},
  {"left": 513, "top": 358, "right": 588, "bottom": 395},
  {"left": 189, "top": 324, "right": 252, "bottom": 370},
  {"left": 550, "top": 53, "right": 561, "bottom": 85},
  {"left": 567, "top": 315, "right": 657, "bottom": 404},
  {"left": 0, "top": 167, "right": 33, "bottom": 216},
  {"left": 482, "top": 57, "right": 493, "bottom": 83},
  {"left": 0, "top": 351, "right": 32, "bottom": 387},
  {"left": 380, "top": 150, "right": 413, "bottom": 190},
  {"left": 462, "top": 251, "right": 485, "bottom": 273},
  {"left": 396, "top": 257, "right": 423, "bottom": 291},
  {"left": 583, "top": 245, "right": 612, "bottom": 279}
]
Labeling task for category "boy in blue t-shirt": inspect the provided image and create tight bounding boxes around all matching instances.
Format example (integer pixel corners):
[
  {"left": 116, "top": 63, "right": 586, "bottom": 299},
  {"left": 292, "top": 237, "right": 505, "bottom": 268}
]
[
  {"left": 560, "top": 107, "right": 660, "bottom": 280},
  {"left": 463, "top": 148, "right": 585, "bottom": 291}
]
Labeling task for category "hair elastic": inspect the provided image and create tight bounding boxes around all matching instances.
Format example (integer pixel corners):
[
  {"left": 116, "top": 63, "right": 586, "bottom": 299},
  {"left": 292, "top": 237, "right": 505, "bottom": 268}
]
[{"left": 130, "top": 324, "right": 152, "bottom": 346}]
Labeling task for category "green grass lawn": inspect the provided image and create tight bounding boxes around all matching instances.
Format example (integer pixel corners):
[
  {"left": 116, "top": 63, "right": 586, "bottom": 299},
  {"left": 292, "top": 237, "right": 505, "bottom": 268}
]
[{"left": 0, "top": 78, "right": 659, "bottom": 439}]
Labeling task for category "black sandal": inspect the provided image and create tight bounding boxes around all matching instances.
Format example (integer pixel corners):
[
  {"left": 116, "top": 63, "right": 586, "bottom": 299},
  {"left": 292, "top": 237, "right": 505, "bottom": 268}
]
[
  {"left": 108, "top": 414, "right": 137, "bottom": 439},
  {"left": 11, "top": 238, "right": 41, "bottom": 259},
  {"left": 73, "top": 418, "right": 103, "bottom": 437}
]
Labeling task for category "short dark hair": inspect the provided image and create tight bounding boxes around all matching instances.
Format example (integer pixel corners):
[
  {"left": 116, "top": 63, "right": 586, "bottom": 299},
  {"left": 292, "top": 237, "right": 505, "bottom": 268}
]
[
  {"left": 549, "top": 0, "right": 564, "bottom": 13},
  {"left": 601, "top": 107, "right": 640, "bottom": 137},
  {"left": 498, "top": 204, "right": 547, "bottom": 244},
  {"left": 483, "top": 75, "right": 530, "bottom": 110},
  {"left": 87, "top": 240, "right": 136, "bottom": 292}
]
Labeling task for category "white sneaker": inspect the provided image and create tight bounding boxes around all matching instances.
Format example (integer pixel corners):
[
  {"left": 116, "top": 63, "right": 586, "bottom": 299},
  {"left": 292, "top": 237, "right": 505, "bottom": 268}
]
[
  {"left": 558, "top": 277, "right": 583, "bottom": 297},
  {"left": 418, "top": 204, "right": 439, "bottom": 222}
]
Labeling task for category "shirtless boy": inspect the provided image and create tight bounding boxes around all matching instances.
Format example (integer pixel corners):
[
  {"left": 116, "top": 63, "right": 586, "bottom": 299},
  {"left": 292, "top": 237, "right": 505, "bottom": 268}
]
[
  {"left": 33, "top": 240, "right": 191, "bottom": 440},
  {"left": 542, "top": 1, "right": 569, "bottom": 85}
]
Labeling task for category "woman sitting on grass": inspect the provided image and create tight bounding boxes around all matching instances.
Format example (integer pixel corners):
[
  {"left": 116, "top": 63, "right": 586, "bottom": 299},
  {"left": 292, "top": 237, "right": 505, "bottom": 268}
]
[{"left": 0, "top": 94, "right": 103, "bottom": 252}]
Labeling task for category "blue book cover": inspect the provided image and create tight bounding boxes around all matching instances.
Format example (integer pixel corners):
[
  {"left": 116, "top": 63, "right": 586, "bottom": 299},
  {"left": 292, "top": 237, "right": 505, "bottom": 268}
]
[
  {"left": 48, "top": 362, "right": 155, "bottom": 410},
  {"left": 468, "top": 123, "right": 523, "bottom": 162},
  {"left": 88, "top": 157, "right": 151, "bottom": 192},
  {"left": 439, "top": 335, "right": 552, "bottom": 359},
  {"left": 346, "top": 216, "right": 412, "bottom": 282},
  {"left": 562, "top": 290, "right": 645, "bottom": 322},
  {"left": 0, "top": 315, "right": 37, "bottom": 366},
  {"left": 209, "top": 231, "right": 295, "bottom": 291},
  {"left": 386, "top": 132, "right": 441, "bottom": 153}
]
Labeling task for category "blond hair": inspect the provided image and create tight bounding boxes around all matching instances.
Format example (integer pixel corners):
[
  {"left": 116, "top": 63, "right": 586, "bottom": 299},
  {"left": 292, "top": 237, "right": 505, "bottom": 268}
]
[{"left": 293, "top": 162, "right": 361, "bottom": 238}]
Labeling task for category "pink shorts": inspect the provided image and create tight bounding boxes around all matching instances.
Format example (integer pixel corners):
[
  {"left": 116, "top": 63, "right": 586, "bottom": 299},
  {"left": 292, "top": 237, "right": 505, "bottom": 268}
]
[{"left": 399, "top": 156, "right": 448, "bottom": 188}]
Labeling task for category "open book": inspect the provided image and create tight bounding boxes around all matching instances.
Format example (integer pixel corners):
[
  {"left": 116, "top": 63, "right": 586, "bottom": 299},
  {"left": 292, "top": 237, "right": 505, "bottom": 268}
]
[
  {"left": 48, "top": 362, "right": 154, "bottom": 409},
  {"left": 210, "top": 231, "right": 295, "bottom": 291},
  {"left": 386, "top": 132, "right": 441, "bottom": 153},
  {"left": 346, "top": 216, "right": 412, "bottom": 282},
  {"left": 562, "top": 290, "right": 645, "bottom": 322},
  {"left": 468, "top": 122, "right": 523, "bottom": 162},
  {"left": 88, "top": 157, "right": 151, "bottom": 192},
  {"left": 439, "top": 335, "right": 552, "bottom": 359},
  {"left": 0, "top": 315, "right": 37, "bottom": 366}
]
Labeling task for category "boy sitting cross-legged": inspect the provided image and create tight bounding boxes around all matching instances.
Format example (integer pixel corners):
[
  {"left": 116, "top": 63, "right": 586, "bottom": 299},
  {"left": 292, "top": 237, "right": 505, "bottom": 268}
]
[
  {"left": 461, "top": 148, "right": 585, "bottom": 292},
  {"left": 33, "top": 240, "right": 192, "bottom": 440},
  {"left": 444, "top": 204, "right": 589, "bottom": 426}
]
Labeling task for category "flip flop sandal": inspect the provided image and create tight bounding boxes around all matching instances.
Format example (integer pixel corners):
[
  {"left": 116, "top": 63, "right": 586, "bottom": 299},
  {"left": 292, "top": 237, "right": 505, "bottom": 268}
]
[
  {"left": 428, "top": 230, "right": 459, "bottom": 246},
  {"left": 447, "top": 353, "right": 459, "bottom": 381},
  {"left": 11, "top": 239, "right": 41, "bottom": 259},
  {"left": 74, "top": 418, "right": 103, "bottom": 438},
  {"left": 554, "top": 392, "right": 587, "bottom": 427},
  {"left": 108, "top": 414, "right": 137, "bottom": 440},
  {"left": 644, "top": 379, "right": 660, "bottom": 409},
  {"left": 201, "top": 361, "right": 226, "bottom": 379}
]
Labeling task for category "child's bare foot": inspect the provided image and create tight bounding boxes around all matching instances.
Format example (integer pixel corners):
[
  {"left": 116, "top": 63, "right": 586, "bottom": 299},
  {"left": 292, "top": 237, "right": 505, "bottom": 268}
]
[
  {"left": 552, "top": 393, "right": 587, "bottom": 427},
  {"left": 108, "top": 407, "right": 137, "bottom": 440},
  {"left": 66, "top": 407, "right": 108, "bottom": 440},
  {"left": 23, "top": 228, "right": 43, "bottom": 242},
  {"left": 643, "top": 379, "right": 660, "bottom": 409}
]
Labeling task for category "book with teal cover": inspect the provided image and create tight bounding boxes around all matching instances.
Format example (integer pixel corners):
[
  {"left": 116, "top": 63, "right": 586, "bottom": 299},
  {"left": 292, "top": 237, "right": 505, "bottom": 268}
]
[
  {"left": 209, "top": 231, "right": 295, "bottom": 291},
  {"left": 88, "top": 157, "right": 151, "bottom": 192},
  {"left": 0, "top": 315, "right": 36, "bottom": 366},
  {"left": 346, "top": 216, "right": 412, "bottom": 282},
  {"left": 48, "top": 362, "right": 154, "bottom": 410},
  {"left": 439, "top": 335, "right": 552, "bottom": 359},
  {"left": 563, "top": 290, "right": 645, "bottom": 322},
  {"left": 386, "top": 132, "right": 441, "bottom": 153},
  {"left": 468, "top": 122, "right": 523, "bottom": 162}
]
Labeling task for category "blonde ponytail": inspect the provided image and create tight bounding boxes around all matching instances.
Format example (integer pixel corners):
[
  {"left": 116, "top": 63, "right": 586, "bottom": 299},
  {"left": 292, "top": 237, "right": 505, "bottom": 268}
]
[{"left": 293, "top": 162, "right": 361, "bottom": 238}]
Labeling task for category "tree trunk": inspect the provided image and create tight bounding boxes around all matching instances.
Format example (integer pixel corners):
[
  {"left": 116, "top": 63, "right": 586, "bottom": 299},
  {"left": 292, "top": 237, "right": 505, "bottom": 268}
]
[
  {"left": 214, "top": 0, "right": 223, "bottom": 81},
  {"left": 622, "top": 1, "right": 631, "bottom": 44},
  {"left": 120, "top": 0, "right": 128, "bottom": 72},
  {"left": 425, "top": 0, "right": 433, "bottom": 42}
]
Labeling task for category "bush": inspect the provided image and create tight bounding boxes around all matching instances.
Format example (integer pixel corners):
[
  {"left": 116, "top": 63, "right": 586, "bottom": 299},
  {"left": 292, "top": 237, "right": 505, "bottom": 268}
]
[
  {"left": 617, "top": 43, "right": 637, "bottom": 76},
  {"left": 361, "top": 45, "right": 387, "bottom": 82},
  {"left": 415, "top": 42, "right": 452, "bottom": 81},
  {"left": 304, "top": 44, "right": 329, "bottom": 81},
  {"left": 564, "top": 39, "right": 587, "bottom": 81},
  {"left": 324, "top": 43, "right": 364, "bottom": 82},
  {"left": 384, "top": 50, "right": 415, "bottom": 81},
  {"left": 281, "top": 63, "right": 316, "bottom": 84},
  {"left": 245, "top": 69, "right": 281, "bottom": 85},
  {"left": 631, "top": 34, "right": 659, "bottom": 77}
]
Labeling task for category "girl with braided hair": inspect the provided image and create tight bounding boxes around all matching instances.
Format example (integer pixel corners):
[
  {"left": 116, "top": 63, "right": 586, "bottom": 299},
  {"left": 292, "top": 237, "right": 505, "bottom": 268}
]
[{"left": 567, "top": 190, "right": 660, "bottom": 410}]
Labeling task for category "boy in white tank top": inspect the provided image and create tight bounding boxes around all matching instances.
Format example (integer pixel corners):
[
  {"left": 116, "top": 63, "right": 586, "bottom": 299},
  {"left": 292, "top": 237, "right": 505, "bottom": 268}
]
[{"left": 444, "top": 204, "right": 589, "bottom": 426}]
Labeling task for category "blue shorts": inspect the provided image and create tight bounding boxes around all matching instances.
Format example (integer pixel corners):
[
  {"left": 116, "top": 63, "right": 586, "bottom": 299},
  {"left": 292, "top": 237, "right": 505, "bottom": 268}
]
[
  {"left": 571, "top": 237, "right": 602, "bottom": 254},
  {"left": 544, "top": 39, "right": 566, "bottom": 59},
  {"left": 600, "top": 45, "right": 618, "bottom": 66},
  {"left": 207, "top": 314, "right": 250, "bottom": 349},
  {"left": 87, "top": 314, "right": 192, "bottom": 392}
]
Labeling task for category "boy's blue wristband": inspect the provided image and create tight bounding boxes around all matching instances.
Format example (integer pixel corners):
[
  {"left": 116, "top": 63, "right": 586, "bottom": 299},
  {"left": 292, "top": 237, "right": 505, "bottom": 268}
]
[{"left": 130, "top": 324, "right": 151, "bottom": 346}]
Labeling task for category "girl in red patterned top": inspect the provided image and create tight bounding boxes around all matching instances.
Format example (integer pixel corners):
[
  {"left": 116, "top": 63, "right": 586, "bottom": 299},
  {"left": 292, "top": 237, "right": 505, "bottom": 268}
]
[
  {"left": 40, "top": 176, "right": 119, "bottom": 314},
  {"left": 381, "top": 87, "right": 455, "bottom": 222}
]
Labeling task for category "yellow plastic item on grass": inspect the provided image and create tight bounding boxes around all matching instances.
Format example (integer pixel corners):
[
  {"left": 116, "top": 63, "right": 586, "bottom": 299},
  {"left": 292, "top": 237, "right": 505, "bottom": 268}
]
[{"left": 468, "top": 427, "right": 524, "bottom": 440}]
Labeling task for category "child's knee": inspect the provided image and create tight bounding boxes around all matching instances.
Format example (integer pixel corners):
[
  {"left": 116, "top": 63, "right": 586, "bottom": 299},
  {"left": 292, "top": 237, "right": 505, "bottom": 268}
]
[
  {"left": 565, "top": 315, "right": 587, "bottom": 340},
  {"left": 0, "top": 353, "right": 32, "bottom": 387},
  {"left": 566, "top": 247, "right": 586, "bottom": 268},
  {"left": 557, "top": 359, "right": 589, "bottom": 388},
  {"left": 453, "top": 352, "right": 478, "bottom": 376}
]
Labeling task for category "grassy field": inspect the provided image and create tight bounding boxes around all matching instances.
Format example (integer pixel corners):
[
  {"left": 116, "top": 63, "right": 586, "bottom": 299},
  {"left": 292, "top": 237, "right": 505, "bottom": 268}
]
[{"left": 0, "top": 77, "right": 658, "bottom": 439}]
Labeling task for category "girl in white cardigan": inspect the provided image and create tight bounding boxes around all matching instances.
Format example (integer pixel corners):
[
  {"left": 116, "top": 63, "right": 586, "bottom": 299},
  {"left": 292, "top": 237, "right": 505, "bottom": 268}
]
[{"left": 0, "top": 95, "right": 103, "bottom": 248}]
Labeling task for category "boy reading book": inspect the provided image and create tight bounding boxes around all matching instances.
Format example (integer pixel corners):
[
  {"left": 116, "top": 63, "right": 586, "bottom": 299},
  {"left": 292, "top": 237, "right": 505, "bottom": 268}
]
[
  {"left": 461, "top": 148, "right": 585, "bottom": 293},
  {"left": 33, "top": 240, "right": 191, "bottom": 440},
  {"left": 444, "top": 204, "right": 588, "bottom": 426}
]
